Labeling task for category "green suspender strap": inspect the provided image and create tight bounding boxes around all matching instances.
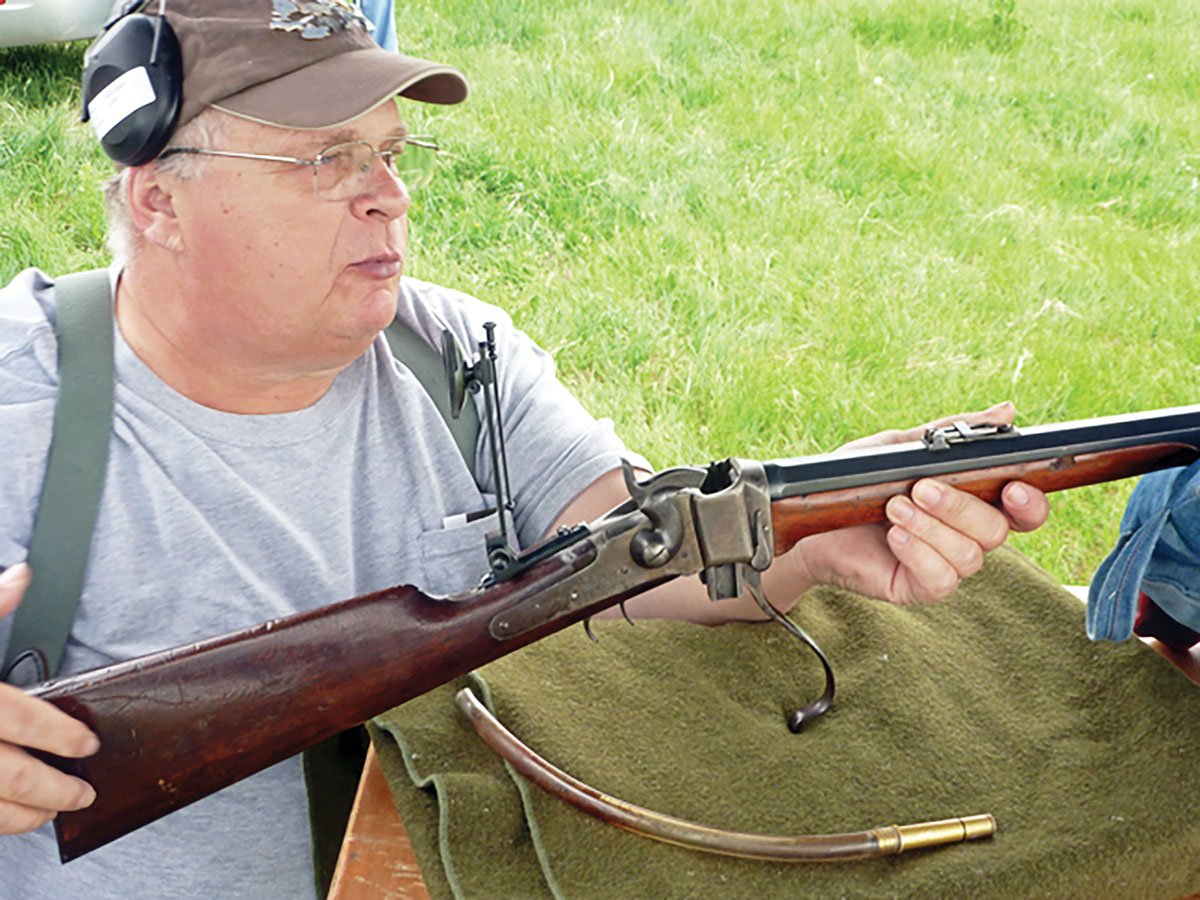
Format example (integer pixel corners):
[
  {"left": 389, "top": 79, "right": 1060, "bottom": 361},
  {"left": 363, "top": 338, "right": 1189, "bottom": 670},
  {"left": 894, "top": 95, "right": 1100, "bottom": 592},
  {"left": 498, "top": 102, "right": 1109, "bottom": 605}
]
[
  {"left": 382, "top": 315, "right": 478, "bottom": 473},
  {"left": 1, "top": 269, "right": 115, "bottom": 688}
]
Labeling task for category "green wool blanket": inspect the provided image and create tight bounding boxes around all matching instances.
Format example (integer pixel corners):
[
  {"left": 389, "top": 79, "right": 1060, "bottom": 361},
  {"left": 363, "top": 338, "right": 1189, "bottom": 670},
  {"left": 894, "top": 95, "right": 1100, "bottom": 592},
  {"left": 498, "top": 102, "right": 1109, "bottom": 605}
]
[{"left": 368, "top": 547, "right": 1200, "bottom": 900}]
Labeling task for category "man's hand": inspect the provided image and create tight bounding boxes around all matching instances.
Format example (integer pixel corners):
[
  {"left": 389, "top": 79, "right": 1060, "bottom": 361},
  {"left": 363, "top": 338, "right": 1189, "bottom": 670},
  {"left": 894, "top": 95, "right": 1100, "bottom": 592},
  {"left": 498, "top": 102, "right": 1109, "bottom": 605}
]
[
  {"left": 0, "top": 563, "right": 100, "bottom": 834},
  {"left": 788, "top": 401, "right": 1049, "bottom": 605}
]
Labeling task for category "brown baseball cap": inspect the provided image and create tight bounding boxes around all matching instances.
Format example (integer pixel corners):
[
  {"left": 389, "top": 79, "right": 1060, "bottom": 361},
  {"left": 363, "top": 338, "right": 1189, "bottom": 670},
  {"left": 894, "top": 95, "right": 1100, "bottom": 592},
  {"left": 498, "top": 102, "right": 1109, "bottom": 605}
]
[{"left": 153, "top": 0, "right": 468, "bottom": 131}]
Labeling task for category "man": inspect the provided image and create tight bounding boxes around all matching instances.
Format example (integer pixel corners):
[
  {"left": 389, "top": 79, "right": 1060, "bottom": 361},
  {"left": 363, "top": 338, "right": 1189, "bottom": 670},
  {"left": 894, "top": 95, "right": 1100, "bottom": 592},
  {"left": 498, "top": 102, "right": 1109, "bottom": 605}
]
[{"left": 0, "top": 2, "right": 1048, "bottom": 897}]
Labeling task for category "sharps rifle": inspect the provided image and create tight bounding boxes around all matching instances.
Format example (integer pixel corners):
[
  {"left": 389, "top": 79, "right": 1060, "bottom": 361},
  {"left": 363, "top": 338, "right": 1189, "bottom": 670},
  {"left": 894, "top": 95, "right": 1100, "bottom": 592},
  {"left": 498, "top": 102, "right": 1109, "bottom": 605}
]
[{"left": 27, "top": 403, "right": 1200, "bottom": 862}]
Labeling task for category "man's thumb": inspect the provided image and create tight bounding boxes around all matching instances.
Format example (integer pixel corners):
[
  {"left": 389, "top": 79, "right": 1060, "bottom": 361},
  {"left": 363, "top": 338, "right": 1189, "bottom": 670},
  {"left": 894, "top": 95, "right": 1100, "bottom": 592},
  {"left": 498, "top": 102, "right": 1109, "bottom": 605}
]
[{"left": 0, "top": 563, "right": 32, "bottom": 619}]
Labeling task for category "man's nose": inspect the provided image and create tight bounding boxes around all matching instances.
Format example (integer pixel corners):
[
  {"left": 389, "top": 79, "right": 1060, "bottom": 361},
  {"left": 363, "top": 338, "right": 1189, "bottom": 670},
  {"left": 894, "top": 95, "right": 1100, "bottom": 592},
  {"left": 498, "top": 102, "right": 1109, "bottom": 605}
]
[{"left": 352, "top": 157, "right": 412, "bottom": 221}]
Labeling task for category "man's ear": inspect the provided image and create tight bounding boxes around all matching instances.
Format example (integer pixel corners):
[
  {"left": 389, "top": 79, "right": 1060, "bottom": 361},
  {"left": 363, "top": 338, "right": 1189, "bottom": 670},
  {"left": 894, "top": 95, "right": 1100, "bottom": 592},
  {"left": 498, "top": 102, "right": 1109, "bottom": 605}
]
[{"left": 127, "top": 163, "right": 184, "bottom": 252}]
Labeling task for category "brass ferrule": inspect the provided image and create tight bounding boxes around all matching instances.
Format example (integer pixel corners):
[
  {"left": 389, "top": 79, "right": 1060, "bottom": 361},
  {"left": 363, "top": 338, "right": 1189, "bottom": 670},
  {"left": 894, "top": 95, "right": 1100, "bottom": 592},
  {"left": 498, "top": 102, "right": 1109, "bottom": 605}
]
[{"left": 873, "top": 814, "right": 996, "bottom": 855}]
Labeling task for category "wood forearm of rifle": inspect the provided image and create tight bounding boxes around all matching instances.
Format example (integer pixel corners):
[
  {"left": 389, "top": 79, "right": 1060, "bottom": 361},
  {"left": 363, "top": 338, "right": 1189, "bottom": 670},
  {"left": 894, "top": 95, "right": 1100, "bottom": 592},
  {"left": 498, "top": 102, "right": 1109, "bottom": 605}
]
[{"left": 770, "top": 442, "right": 1198, "bottom": 555}]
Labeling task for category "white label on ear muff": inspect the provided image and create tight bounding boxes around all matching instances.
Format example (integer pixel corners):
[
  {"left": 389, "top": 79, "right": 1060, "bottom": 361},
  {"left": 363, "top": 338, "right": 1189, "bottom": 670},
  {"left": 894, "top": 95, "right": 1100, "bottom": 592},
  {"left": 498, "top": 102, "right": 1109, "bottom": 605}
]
[{"left": 87, "top": 66, "right": 158, "bottom": 142}]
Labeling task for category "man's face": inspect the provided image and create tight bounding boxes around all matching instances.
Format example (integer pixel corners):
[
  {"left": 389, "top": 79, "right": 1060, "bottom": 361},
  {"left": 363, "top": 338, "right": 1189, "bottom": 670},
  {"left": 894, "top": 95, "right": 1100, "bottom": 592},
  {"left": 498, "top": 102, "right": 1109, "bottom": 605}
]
[{"left": 162, "top": 101, "right": 412, "bottom": 373}]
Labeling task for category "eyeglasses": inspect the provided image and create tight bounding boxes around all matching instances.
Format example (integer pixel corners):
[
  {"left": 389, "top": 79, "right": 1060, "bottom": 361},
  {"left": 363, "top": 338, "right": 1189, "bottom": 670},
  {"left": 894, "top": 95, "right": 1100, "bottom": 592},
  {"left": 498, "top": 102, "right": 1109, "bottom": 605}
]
[{"left": 157, "top": 136, "right": 440, "bottom": 200}]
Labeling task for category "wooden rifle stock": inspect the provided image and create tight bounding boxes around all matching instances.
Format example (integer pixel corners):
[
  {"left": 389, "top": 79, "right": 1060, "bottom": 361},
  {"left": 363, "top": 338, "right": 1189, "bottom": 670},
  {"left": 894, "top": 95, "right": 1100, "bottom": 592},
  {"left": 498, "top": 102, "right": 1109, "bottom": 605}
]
[
  {"left": 28, "top": 404, "right": 1200, "bottom": 862},
  {"left": 31, "top": 534, "right": 670, "bottom": 861}
]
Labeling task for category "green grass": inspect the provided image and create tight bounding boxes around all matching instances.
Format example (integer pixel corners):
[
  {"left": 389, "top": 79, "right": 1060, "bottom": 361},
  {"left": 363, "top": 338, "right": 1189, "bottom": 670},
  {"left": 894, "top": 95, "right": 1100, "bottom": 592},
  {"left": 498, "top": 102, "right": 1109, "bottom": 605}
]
[{"left": 2, "top": 0, "right": 1197, "bottom": 584}]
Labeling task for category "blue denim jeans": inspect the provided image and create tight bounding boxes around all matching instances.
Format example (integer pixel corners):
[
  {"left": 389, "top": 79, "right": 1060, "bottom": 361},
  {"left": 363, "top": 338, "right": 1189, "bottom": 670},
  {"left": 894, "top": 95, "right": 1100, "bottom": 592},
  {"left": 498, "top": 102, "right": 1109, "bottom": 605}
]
[{"left": 1088, "top": 459, "right": 1200, "bottom": 641}]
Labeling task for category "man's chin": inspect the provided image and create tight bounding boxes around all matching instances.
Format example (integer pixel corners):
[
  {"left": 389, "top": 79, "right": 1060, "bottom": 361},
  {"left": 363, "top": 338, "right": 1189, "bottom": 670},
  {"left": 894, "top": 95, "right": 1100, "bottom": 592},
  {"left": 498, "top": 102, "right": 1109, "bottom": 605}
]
[
  {"left": 359, "top": 281, "right": 403, "bottom": 330},
  {"left": 319, "top": 276, "right": 402, "bottom": 345}
]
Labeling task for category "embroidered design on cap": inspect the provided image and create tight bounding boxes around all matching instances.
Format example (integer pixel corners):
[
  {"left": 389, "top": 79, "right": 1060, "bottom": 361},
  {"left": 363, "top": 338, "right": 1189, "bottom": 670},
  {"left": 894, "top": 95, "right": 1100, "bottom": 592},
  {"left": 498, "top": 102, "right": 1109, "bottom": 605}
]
[{"left": 270, "top": 0, "right": 374, "bottom": 39}]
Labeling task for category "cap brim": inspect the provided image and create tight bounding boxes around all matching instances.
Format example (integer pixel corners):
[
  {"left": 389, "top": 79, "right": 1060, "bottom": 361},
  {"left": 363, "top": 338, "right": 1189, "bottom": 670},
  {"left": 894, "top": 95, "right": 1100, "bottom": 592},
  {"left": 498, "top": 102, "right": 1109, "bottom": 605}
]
[{"left": 211, "top": 47, "right": 468, "bottom": 130}]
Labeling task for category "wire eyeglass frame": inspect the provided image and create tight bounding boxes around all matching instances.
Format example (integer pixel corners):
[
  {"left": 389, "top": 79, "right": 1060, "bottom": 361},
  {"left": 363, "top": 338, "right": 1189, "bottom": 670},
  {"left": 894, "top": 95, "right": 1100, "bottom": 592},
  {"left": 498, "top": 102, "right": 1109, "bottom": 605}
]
[{"left": 157, "top": 135, "right": 440, "bottom": 199}]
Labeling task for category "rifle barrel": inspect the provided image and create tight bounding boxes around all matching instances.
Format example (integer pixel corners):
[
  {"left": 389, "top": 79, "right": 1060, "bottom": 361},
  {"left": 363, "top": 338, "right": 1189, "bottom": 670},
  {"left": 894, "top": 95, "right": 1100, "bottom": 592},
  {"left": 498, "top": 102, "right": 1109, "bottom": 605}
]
[
  {"left": 763, "top": 405, "right": 1200, "bottom": 553},
  {"left": 765, "top": 405, "right": 1200, "bottom": 499}
]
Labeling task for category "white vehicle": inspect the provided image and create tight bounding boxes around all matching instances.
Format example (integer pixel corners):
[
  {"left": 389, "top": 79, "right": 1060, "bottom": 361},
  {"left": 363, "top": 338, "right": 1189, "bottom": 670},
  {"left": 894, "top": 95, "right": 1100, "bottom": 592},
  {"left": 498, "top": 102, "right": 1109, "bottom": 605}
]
[{"left": 0, "top": 0, "right": 110, "bottom": 49}]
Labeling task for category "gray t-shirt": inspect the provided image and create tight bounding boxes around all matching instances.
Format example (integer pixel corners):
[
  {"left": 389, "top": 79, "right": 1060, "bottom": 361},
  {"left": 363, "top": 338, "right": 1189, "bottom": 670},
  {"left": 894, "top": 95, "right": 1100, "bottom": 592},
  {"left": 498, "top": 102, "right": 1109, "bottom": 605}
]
[{"left": 0, "top": 266, "right": 644, "bottom": 899}]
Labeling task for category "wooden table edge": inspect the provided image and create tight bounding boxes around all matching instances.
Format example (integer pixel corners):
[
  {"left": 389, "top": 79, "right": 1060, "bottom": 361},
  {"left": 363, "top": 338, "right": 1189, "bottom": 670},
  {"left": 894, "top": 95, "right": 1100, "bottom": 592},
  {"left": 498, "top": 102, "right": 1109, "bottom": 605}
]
[{"left": 327, "top": 742, "right": 431, "bottom": 900}]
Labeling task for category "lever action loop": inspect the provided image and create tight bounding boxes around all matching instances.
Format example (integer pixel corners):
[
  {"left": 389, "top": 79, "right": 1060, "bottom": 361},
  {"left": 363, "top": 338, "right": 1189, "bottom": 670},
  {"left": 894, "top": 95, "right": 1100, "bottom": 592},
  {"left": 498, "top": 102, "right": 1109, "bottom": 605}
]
[
  {"left": 745, "top": 580, "right": 836, "bottom": 731},
  {"left": 496, "top": 457, "right": 832, "bottom": 729},
  {"left": 456, "top": 687, "right": 995, "bottom": 862}
]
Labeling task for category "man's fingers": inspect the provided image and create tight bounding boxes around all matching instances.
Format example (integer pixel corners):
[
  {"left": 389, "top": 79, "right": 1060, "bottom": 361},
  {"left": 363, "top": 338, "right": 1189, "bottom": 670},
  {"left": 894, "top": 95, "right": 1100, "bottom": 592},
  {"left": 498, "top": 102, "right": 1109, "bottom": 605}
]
[
  {"left": 885, "top": 493, "right": 986, "bottom": 604},
  {"left": 924, "top": 401, "right": 1016, "bottom": 431},
  {"left": 0, "top": 683, "right": 100, "bottom": 759},
  {"left": 0, "top": 562, "right": 100, "bottom": 835},
  {"left": 0, "top": 743, "right": 96, "bottom": 835},
  {"left": 1001, "top": 481, "right": 1050, "bottom": 533},
  {"left": 0, "top": 798, "right": 57, "bottom": 835},
  {"left": 906, "top": 479, "right": 1010, "bottom": 551},
  {"left": 0, "top": 609, "right": 101, "bottom": 836},
  {"left": 886, "top": 494, "right": 985, "bottom": 576},
  {"left": 839, "top": 401, "right": 1018, "bottom": 452},
  {"left": 0, "top": 563, "right": 32, "bottom": 619},
  {"left": 884, "top": 478, "right": 1015, "bottom": 602},
  {"left": 0, "top": 742, "right": 95, "bottom": 824},
  {"left": 883, "top": 525, "right": 961, "bottom": 603}
]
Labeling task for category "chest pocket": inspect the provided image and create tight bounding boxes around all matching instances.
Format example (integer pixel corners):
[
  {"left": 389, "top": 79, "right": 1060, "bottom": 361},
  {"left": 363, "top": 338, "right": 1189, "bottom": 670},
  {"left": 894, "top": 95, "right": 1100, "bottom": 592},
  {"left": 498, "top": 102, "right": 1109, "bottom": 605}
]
[{"left": 416, "top": 505, "right": 517, "bottom": 596}]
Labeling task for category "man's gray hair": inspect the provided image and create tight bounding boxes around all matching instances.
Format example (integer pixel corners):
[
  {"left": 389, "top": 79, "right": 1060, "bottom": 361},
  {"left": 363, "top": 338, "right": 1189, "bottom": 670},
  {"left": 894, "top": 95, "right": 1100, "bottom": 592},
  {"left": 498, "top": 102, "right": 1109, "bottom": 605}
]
[{"left": 103, "top": 108, "right": 234, "bottom": 263}]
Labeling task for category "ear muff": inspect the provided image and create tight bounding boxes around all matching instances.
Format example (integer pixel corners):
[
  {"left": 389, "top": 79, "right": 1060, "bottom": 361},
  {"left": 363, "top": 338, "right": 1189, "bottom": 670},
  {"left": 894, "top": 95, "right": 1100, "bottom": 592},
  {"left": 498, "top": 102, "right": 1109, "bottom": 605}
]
[{"left": 81, "top": 9, "right": 183, "bottom": 166}]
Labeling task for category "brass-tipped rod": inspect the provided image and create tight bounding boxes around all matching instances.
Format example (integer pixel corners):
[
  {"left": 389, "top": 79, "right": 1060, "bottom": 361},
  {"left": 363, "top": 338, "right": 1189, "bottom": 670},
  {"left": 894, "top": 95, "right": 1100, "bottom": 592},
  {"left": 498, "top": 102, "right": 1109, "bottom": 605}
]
[{"left": 456, "top": 688, "right": 995, "bottom": 862}]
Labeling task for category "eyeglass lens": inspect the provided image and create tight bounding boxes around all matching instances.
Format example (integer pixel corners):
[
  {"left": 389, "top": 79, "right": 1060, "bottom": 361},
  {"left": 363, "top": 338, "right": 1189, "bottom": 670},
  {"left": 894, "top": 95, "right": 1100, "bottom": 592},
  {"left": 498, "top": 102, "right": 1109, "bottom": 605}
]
[{"left": 314, "top": 139, "right": 437, "bottom": 199}]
